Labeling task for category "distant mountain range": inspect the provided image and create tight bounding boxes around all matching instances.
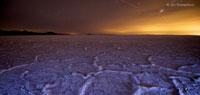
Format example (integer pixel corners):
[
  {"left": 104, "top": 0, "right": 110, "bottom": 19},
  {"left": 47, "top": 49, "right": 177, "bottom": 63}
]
[{"left": 0, "top": 30, "right": 62, "bottom": 36}]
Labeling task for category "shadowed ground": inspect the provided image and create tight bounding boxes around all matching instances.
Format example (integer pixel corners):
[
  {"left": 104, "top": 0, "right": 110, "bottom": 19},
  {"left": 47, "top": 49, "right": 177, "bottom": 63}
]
[{"left": 0, "top": 35, "right": 200, "bottom": 95}]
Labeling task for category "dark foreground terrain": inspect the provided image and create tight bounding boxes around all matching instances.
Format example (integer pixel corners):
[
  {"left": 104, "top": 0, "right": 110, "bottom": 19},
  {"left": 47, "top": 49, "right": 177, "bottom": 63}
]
[{"left": 0, "top": 35, "right": 200, "bottom": 95}]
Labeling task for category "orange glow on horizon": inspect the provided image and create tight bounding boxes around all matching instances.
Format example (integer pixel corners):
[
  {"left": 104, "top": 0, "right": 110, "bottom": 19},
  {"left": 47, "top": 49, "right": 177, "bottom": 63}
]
[{"left": 103, "top": 9, "right": 200, "bottom": 35}]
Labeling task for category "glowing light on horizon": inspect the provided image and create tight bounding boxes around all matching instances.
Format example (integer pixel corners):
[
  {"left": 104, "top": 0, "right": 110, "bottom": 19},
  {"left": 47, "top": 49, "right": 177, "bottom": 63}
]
[
  {"left": 103, "top": 9, "right": 200, "bottom": 35},
  {"left": 104, "top": 23, "right": 200, "bottom": 35}
]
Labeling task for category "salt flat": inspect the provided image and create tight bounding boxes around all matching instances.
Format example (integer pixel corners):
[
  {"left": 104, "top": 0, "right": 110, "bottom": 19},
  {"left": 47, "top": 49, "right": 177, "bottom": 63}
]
[{"left": 0, "top": 35, "right": 200, "bottom": 95}]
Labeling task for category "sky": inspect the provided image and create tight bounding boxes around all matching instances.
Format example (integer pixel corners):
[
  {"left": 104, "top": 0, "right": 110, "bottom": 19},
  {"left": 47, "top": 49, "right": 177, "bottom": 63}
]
[{"left": 0, "top": 0, "right": 200, "bottom": 35}]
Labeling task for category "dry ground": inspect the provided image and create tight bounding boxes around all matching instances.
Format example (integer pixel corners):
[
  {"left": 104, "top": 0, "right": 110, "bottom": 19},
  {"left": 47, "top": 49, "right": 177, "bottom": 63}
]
[{"left": 0, "top": 35, "right": 200, "bottom": 95}]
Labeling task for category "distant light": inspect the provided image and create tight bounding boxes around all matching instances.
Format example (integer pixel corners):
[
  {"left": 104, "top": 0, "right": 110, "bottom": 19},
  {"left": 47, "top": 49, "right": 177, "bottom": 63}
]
[{"left": 160, "top": 9, "right": 165, "bottom": 13}]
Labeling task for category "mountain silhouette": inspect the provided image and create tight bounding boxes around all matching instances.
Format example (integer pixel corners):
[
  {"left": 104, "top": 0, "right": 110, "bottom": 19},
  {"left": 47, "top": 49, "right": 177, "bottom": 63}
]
[{"left": 0, "top": 30, "right": 61, "bottom": 36}]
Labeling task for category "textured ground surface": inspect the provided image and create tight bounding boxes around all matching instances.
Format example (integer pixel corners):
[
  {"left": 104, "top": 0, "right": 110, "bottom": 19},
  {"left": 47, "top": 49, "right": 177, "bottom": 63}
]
[{"left": 0, "top": 35, "right": 200, "bottom": 95}]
